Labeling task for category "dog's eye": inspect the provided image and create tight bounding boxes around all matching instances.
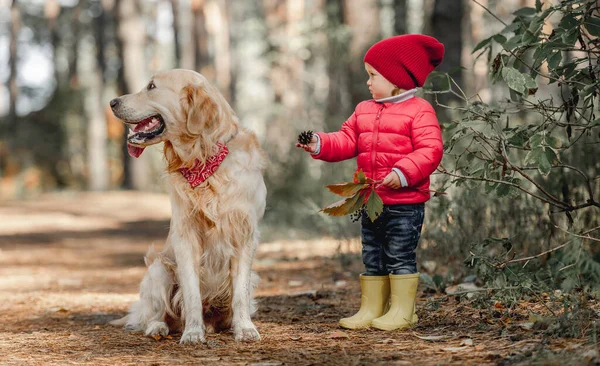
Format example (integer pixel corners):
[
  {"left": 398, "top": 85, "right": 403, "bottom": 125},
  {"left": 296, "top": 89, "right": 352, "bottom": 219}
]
[{"left": 147, "top": 82, "right": 156, "bottom": 91}]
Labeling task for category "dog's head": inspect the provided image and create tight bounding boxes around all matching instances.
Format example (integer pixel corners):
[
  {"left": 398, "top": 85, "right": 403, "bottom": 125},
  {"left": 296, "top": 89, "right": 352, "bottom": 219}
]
[{"left": 110, "top": 69, "right": 238, "bottom": 165}]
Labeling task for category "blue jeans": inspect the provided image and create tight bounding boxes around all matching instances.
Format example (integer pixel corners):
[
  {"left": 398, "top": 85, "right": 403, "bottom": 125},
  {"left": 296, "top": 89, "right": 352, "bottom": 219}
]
[{"left": 361, "top": 203, "right": 425, "bottom": 275}]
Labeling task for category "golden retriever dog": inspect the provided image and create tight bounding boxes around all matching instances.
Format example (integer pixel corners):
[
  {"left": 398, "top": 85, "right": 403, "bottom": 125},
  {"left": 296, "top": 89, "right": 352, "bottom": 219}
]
[{"left": 109, "top": 69, "right": 266, "bottom": 344}]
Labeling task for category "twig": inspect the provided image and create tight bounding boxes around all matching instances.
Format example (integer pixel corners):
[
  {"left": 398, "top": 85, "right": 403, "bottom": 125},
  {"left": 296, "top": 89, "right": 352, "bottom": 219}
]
[
  {"left": 438, "top": 167, "right": 567, "bottom": 208},
  {"left": 499, "top": 141, "right": 569, "bottom": 209},
  {"left": 506, "top": 241, "right": 570, "bottom": 264},
  {"left": 471, "top": 0, "right": 507, "bottom": 26},
  {"left": 554, "top": 224, "right": 600, "bottom": 243}
]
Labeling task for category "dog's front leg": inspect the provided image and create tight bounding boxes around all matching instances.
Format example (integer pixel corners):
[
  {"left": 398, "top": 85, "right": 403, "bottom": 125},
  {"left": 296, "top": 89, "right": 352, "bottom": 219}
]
[
  {"left": 172, "top": 232, "right": 206, "bottom": 344},
  {"left": 231, "top": 231, "right": 260, "bottom": 342}
]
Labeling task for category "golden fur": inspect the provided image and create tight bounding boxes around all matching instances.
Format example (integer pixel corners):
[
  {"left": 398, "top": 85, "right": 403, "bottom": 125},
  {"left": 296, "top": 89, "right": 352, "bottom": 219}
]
[{"left": 109, "top": 69, "right": 267, "bottom": 343}]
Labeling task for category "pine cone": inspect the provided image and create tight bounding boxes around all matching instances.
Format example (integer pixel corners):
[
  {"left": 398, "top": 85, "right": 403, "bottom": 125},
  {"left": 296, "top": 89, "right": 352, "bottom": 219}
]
[{"left": 297, "top": 130, "right": 314, "bottom": 145}]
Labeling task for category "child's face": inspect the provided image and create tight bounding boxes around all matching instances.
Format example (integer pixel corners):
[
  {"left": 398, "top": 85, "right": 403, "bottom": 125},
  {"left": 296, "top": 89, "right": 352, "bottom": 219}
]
[{"left": 365, "top": 63, "right": 397, "bottom": 99}]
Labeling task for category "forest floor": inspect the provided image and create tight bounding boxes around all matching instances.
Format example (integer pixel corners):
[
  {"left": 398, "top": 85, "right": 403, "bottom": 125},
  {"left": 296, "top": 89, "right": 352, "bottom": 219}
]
[{"left": 0, "top": 191, "right": 598, "bottom": 365}]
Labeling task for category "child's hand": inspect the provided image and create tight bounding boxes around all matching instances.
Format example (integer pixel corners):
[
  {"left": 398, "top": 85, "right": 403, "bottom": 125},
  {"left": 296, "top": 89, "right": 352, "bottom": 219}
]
[
  {"left": 295, "top": 135, "right": 318, "bottom": 153},
  {"left": 381, "top": 171, "right": 401, "bottom": 189}
]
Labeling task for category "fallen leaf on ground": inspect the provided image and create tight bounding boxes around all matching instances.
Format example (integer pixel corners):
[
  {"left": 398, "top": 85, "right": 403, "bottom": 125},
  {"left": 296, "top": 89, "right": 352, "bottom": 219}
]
[
  {"left": 328, "top": 331, "right": 349, "bottom": 339},
  {"left": 413, "top": 334, "right": 448, "bottom": 342},
  {"left": 517, "top": 322, "right": 534, "bottom": 330},
  {"left": 47, "top": 307, "right": 69, "bottom": 313},
  {"left": 460, "top": 338, "right": 473, "bottom": 346},
  {"left": 442, "top": 346, "right": 469, "bottom": 352}
]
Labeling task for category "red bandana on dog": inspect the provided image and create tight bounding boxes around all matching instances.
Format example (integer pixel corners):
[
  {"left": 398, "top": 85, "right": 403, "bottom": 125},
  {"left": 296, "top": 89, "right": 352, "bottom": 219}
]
[{"left": 180, "top": 142, "right": 229, "bottom": 188}]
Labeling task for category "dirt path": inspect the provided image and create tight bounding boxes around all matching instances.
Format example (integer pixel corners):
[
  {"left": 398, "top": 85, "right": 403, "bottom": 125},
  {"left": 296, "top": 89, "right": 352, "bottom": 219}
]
[{"left": 0, "top": 192, "right": 595, "bottom": 365}]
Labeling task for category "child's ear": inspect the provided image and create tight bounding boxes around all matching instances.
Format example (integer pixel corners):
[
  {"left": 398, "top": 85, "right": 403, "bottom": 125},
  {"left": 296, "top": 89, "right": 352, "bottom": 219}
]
[{"left": 181, "top": 84, "right": 220, "bottom": 135}]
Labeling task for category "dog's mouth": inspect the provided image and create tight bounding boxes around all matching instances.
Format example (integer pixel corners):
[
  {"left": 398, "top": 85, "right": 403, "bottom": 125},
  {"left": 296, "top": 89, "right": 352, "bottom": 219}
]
[{"left": 126, "top": 114, "right": 166, "bottom": 158}]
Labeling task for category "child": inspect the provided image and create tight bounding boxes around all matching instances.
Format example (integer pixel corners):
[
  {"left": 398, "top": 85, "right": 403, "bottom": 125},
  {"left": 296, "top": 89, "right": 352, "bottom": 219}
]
[{"left": 296, "top": 34, "right": 444, "bottom": 331}]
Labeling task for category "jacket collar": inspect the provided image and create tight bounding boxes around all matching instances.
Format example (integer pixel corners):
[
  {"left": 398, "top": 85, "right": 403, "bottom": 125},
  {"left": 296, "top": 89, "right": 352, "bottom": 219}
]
[{"left": 375, "top": 88, "right": 418, "bottom": 104}]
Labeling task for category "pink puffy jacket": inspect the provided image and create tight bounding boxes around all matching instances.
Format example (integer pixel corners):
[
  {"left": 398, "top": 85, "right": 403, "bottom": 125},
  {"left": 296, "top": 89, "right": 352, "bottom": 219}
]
[{"left": 313, "top": 97, "right": 443, "bottom": 205}]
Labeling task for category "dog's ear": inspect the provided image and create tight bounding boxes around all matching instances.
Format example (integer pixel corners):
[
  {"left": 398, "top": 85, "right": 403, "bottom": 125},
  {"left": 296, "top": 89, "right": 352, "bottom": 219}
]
[{"left": 182, "top": 84, "right": 220, "bottom": 135}]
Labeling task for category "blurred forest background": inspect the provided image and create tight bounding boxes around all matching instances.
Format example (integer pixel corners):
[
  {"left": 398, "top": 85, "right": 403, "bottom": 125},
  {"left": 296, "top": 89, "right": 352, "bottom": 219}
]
[{"left": 1, "top": 0, "right": 599, "bottom": 307}]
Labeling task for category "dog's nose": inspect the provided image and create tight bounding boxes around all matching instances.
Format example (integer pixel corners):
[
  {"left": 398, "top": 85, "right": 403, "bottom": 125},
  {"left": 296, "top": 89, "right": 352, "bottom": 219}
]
[{"left": 110, "top": 98, "right": 120, "bottom": 109}]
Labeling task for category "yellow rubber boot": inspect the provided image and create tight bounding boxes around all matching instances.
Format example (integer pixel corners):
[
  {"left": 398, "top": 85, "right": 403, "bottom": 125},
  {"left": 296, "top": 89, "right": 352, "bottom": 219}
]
[
  {"left": 371, "top": 273, "right": 419, "bottom": 331},
  {"left": 339, "top": 274, "right": 390, "bottom": 329}
]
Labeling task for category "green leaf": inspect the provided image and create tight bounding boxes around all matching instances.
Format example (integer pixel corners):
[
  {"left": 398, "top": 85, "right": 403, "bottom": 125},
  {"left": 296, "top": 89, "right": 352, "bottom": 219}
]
[
  {"left": 561, "top": 28, "right": 579, "bottom": 47},
  {"left": 513, "top": 7, "right": 536, "bottom": 17},
  {"left": 523, "top": 17, "right": 544, "bottom": 44},
  {"left": 535, "top": 0, "right": 542, "bottom": 12},
  {"left": 365, "top": 189, "right": 383, "bottom": 222},
  {"left": 524, "top": 146, "right": 543, "bottom": 166},
  {"left": 492, "top": 34, "right": 507, "bottom": 45},
  {"left": 501, "top": 22, "right": 521, "bottom": 34},
  {"left": 326, "top": 182, "right": 370, "bottom": 197},
  {"left": 473, "top": 36, "right": 493, "bottom": 53},
  {"left": 559, "top": 13, "right": 579, "bottom": 29},
  {"left": 503, "top": 35, "right": 523, "bottom": 51},
  {"left": 501, "top": 67, "right": 528, "bottom": 94},
  {"left": 545, "top": 135, "right": 562, "bottom": 149},
  {"left": 543, "top": 147, "right": 560, "bottom": 168},
  {"left": 526, "top": 146, "right": 558, "bottom": 176},
  {"left": 584, "top": 16, "right": 600, "bottom": 37},
  {"left": 528, "top": 132, "right": 544, "bottom": 148},
  {"left": 547, "top": 51, "right": 562, "bottom": 70},
  {"left": 496, "top": 181, "right": 511, "bottom": 197},
  {"left": 523, "top": 74, "right": 537, "bottom": 89}
]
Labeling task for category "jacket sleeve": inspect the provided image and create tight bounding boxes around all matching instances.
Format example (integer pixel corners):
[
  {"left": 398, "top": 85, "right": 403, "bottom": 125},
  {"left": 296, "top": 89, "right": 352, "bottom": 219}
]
[
  {"left": 311, "top": 112, "right": 359, "bottom": 162},
  {"left": 393, "top": 108, "right": 443, "bottom": 186}
]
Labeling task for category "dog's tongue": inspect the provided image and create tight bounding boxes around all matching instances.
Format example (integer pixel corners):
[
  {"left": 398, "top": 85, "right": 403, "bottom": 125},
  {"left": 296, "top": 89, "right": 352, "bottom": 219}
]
[
  {"left": 127, "top": 144, "right": 145, "bottom": 158},
  {"left": 127, "top": 120, "right": 154, "bottom": 158}
]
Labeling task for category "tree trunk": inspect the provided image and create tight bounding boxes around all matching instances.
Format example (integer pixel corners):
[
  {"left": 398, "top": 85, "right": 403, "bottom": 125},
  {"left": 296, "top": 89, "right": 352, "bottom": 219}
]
[
  {"left": 68, "top": 1, "right": 82, "bottom": 88},
  {"left": 171, "top": 0, "right": 181, "bottom": 68},
  {"left": 44, "top": 0, "right": 61, "bottom": 87},
  {"left": 114, "top": 0, "right": 149, "bottom": 190},
  {"left": 227, "top": 0, "right": 271, "bottom": 137},
  {"left": 326, "top": 0, "right": 352, "bottom": 120},
  {"left": 192, "top": 0, "right": 212, "bottom": 78},
  {"left": 209, "top": 0, "right": 231, "bottom": 101},
  {"left": 393, "top": 0, "right": 408, "bottom": 35},
  {"left": 431, "top": 0, "right": 464, "bottom": 111},
  {"left": 343, "top": 0, "right": 379, "bottom": 107},
  {"left": 86, "top": 0, "right": 110, "bottom": 191},
  {"left": 8, "top": 0, "right": 20, "bottom": 119}
]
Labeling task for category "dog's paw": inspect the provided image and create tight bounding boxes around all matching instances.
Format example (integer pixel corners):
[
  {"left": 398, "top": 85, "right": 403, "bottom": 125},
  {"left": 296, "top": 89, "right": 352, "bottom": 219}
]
[
  {"left": 180, "top": 327, "right": 206, "bottom": 344},
  {"left": 234, "top": 326, "right": 261, "bottom": 342},
  {"left": 145, "top": 321, "right": 169, "bottom": 337}
]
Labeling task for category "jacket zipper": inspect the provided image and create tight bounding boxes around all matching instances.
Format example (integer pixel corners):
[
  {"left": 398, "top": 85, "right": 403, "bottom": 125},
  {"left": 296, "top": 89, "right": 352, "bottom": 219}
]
[{"left": 370, "top": 104, "right": 385, "bottom": 179}]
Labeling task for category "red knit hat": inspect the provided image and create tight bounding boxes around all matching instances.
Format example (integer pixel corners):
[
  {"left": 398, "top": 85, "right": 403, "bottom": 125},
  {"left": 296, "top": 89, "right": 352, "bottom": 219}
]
[{"left": 364, "top": 34, "right": 445, "bottom": 90}]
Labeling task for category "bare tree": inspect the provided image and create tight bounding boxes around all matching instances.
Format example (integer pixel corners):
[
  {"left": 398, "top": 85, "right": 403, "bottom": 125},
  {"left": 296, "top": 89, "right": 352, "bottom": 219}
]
[
  {"left": 393, "top": 0, "right": 408, "bottom": 35},
  {"left": 170, "top": 0, "right": 181, "bottom": 68},
  {"left": 8, "top": 0, "right": 20, "bottom": 119},
  {"left": 44, "top": 0, "right": 61, "bottom": 85},
  {"left": 343, "top": 0, "right": 379, "bottom": 106},
  {"left": 68, "top": 1, "right": 82, "bottom": 88},
  {"left": 431, "top": 0, "right": 464, "bottom": 109},
  {"left": 192, "top": 0, "right": 211, "bottom": 77},
  {"left": 86, "top": 0, "right": 111, "bottom": 191},
  {"left": 114, "top": 0, "right": 149, "bottom": 190}
]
